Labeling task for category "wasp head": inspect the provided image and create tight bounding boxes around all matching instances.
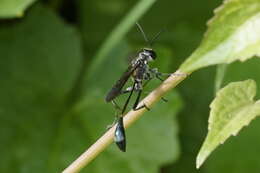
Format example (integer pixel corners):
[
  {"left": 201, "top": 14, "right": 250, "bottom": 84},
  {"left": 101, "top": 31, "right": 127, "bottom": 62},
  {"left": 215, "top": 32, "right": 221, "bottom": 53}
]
[{"left": 140, "top": 48, "right": 157, "bottom": 62}]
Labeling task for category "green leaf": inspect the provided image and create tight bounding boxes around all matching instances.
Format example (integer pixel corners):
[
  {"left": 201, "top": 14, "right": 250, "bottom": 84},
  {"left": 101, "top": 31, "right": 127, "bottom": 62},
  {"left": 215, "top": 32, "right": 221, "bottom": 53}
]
[
  {"left": 196, "top": 79, "right": 260, "bottom": 168},
  {"left": 180, "top": 0, "right": 260, "bottom": 73},
  {"left": 204, "top": 58, "right": 260, "bottom": 172},
  {"left": 0, "top": 0, "right": 37, "bottom": 18},
  {"left": 90, "top": 0, "right": 156, "bottom": 73},
  {"left": 0, "top": 4, "right": 83, "bottom": 172}
]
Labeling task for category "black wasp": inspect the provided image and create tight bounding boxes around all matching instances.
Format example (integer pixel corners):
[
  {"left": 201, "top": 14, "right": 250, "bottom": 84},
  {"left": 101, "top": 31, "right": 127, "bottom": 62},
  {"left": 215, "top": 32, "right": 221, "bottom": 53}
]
[{"left": 105, "top": 22, "right": 169, "bottom": 152}]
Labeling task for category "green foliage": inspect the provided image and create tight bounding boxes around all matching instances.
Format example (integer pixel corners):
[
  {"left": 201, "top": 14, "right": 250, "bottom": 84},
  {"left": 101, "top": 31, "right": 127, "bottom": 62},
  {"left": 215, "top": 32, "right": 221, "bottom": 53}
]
[
  {"left": 177, "top": 0, "right": 260, "bottom": 167},
  {"left": 197, "top": 79, "right": 260, "bottom": 168},
  {"left": 0, "top": 1, "right": 183, "bottom": 173},
  {"left": 180, "top": 0, "right": 260, "bottom": 73},
  {"left": 204, "top": 59, "right": 260, "bottom": 173},
  {"left": 86, "top": 0, "right": 156, "bottom": 76},
  {"left": 1, "top": 0, "right": 260, "bottom": 172},
  {"left": 0, "top": 4, "right": 82, "bottom": 172},
  {"left": 177, "top": 0, "right": 260, "bottom": 168},
  {"left": 0, "top": 0, "right": 36, "bottom": 18}
]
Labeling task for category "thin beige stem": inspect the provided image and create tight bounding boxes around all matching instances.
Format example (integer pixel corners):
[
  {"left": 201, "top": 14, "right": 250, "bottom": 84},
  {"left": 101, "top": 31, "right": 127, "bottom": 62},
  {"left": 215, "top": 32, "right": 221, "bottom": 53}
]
[{"left": 62, "top": 70, "right": 188, "bottom": 173}]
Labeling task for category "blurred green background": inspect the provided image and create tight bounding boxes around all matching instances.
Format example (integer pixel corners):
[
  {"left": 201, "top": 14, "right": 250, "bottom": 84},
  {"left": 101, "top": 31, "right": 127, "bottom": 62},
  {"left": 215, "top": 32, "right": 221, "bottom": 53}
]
[{"left": 1, "top": 0, "right": 260, "bottom": 173}]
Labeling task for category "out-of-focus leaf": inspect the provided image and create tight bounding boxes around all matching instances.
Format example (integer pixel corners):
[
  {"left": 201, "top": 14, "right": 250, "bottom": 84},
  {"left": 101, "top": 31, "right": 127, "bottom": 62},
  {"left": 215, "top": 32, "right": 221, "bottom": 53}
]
[
  {"left": 214, "top": 64, "right": 228, "bottom": 93},
  {"left": 0, "top": 0, "right": 36, "bottom": 18},
  {"left": 77, "top": 0, "right": 155, "bottom": 62},
  {"left": 0, "top": 4, "right": 82, "bottom": 172},
  {"left": 197, "top": 79, "right": 260, "bottom": 168},
  {"left": 89, "top": 0, "right": 156, "bottom": 74},
  {"left": 180, "top": 0, "right": 260, "bottom": 73}
]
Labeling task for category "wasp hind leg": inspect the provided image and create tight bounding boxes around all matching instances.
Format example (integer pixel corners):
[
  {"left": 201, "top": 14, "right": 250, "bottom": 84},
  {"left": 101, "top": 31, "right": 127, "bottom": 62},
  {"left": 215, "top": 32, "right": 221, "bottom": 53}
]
[
  {"left": 114, "top": 82, "right": 136, "bottom": 152},
  {"left": 107, "top": 100, "right": 122, "bottom": 130},
  {"left": 132, "top": 89, "right": 150, "bottom": 111}
]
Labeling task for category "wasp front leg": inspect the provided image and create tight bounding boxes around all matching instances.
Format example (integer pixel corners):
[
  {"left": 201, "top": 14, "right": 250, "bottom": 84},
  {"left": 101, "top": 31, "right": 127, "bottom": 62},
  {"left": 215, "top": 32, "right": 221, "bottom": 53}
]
[{"left": 149, "top": 68, "right": 171, "bottom": 81}]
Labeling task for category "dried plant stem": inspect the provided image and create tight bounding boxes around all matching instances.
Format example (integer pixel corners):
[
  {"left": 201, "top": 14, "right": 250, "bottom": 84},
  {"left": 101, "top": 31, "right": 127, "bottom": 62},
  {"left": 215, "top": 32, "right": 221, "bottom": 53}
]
[{"left": 62, "top": 70, "right": 188, "bottom": 173}]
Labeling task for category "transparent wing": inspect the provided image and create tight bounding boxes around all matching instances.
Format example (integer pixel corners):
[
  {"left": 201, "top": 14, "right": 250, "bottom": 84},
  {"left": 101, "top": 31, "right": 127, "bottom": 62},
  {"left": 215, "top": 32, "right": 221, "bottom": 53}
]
[{"left": 105, "top": 62, "right": 140, "bottom": 102}]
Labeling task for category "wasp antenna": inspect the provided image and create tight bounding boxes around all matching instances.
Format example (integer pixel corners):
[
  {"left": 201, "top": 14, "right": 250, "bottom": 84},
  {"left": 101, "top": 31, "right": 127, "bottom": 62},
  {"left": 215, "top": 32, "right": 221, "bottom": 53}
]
[
  {"left": 150, "top": 28, "right": 166, "bottom": 46},
  {"left": 136, "top": 22, "right": 150, "bottom": 45}
]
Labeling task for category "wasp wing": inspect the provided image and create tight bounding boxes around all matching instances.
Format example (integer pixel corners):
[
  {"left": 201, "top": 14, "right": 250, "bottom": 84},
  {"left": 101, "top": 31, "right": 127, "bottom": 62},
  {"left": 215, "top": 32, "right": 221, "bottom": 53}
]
[{"left": 105, "top": 62, "right": 140, "bottom": 102}]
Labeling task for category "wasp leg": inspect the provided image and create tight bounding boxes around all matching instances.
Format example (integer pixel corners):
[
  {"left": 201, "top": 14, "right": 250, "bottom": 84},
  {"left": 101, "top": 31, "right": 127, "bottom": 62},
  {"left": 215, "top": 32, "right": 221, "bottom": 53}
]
[
  {"left": 161, "top": 97, "right": 168, "bottom": 102},
  {"left": 114, "top": 82, "right": 136, "bottom": 152},
  {"left": 120, "top": 86, "right": 134, "bottom": 94},
  {"left": 142, "top": 78, "right": 152, "bottom": 87},
  {"left": 133, "top": 89, "right": 150, "bottom": 111},
  {"left": 111, "top": 100, "right": 122, "bottom": 111},
  {"left": 155, "top": 72, "right": 171, "bottom": 81},
  {"left": 158, "top": 72, "right": 188, "bottom": 77},
  {"left": 107, "top": 100, "right": 122, "bottom": 130},
  {"left": 106, "top": 114, "right": 119, "bottom": 130},
  {"left": 142, "top": 72, "right": 168, "bottom": 102},
  {"left": 156, "top": 75, "right": 164, "bottom": 81},
  {"left": 118, "top": 77, "right": 152, "bottom": 96},
  {"left": 121, "top": 82, "right": 136, "bottom": 114},
  {"left": 158, "top": 72, "right": 172, "bottom": 76},
  {"left": 109, "top": 82, "right": 135, "bottom": 129}
]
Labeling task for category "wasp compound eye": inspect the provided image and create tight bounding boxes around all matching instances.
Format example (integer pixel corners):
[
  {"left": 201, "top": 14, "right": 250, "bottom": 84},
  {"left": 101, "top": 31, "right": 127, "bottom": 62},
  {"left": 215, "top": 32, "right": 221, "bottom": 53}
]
[
  {"left": 143, "top": 49, "right": 156, "bottom": 60},
  {"left": 148, "top": 50, "right": 157, "bottom": 60}
]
